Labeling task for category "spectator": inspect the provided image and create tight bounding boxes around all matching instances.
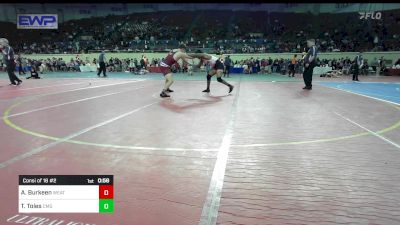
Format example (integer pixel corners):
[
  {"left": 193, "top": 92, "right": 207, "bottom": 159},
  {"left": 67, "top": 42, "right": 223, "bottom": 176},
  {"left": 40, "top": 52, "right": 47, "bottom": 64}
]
[
  {"left": 140, "top": 56, "right": 146, "bottom": 69},
  {"left": 97, "top": 51, "right": 107, "bottom": 77},
  {"left": 129, "top": 58, "right": 135, "bottom": 72},
  {"left": 288, "top": 54, "right": 297, "bottom": 77},
  {"left": 393, "top": 58, "right": 400, "bottom": 69},
  {"left": 26, "top": 66, "right": 41, "bottom": 79},
  {"left": 255, "top": 58, "right": 261, "bottom": 74},
  {"left": 223, "top": 55, "right": 232, "bottom": 77},
  {"left": 17, "top": 54, "right": 26, "bottom": 75}
]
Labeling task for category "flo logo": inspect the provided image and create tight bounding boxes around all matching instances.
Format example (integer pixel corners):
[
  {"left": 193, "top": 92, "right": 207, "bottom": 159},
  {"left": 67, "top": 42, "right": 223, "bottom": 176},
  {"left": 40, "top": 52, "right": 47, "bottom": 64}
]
[{"left": 359, "top": 11, "right": 382, "bottom": 20}]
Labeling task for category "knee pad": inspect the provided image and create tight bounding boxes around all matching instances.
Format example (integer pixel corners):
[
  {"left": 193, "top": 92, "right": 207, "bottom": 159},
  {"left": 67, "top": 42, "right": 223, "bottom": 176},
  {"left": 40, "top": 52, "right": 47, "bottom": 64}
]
[
  {"left": 207, "top": 75, "right": 212, "bottom": 81},
  {"left": 217, "top": 77, "right": 223, "bottom": 82}
]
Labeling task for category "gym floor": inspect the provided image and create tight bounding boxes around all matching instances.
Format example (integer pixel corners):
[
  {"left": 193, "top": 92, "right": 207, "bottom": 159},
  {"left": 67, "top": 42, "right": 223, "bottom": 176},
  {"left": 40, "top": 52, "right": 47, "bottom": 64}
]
[{"left": 1, "top": 72, "right": 400, "bottom": 225}]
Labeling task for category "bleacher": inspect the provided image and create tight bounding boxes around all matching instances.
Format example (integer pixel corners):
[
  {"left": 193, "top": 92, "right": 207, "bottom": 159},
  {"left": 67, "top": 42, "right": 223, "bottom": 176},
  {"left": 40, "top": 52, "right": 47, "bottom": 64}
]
[{"left": 2, "top": 9, "right": 399, "bottom": 54}]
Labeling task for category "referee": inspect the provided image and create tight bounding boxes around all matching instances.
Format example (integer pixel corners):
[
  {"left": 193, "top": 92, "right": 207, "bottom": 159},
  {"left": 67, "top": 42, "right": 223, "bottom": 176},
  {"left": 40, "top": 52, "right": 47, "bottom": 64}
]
[
  {"left": 302, "top": 39, "right": 318, "bottom": 90},
  {"left": 97, "top": 50, "right": 107, "bottom": 77},
  {"left": 224, "top": 55, "right": 231, "bottom": 78},
  {"left": 353, "top": 52, "right": 363, "bottom": 82},
  {"left": 0, "top": 38, "right": 22, "bottom": 86}
]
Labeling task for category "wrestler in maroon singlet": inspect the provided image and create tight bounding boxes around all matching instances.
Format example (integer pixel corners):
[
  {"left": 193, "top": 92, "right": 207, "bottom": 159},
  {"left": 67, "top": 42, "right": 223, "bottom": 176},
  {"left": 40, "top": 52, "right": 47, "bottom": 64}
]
[
  {"left": 159, "top": 44, "right": 194, "bottom": 98},
  {"left": 159, "top": 50, "right": 178, "bottom": 76}
]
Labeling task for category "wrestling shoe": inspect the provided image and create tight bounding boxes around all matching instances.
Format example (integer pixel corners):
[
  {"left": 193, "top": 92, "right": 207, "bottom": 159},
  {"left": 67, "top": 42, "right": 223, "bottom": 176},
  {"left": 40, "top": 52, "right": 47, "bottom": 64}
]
[
  {"left": 160, "top": 91, "right": 170, "bottom": 98},
  {"left": 229, "top": 85, "right": 234, "bottom": 93}
]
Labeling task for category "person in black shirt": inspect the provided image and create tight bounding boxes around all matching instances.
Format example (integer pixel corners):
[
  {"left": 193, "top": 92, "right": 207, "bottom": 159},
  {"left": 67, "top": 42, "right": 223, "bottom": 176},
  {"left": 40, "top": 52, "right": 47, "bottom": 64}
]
[
  {"left": 26, "top": 66, "right": 41, "bottom": 79},
  {"left": 140, "top": 57, "right": 146, "bottom": 70},
  {"left": 17, "top": 54, "right": 26, "bottom": 75},
  {"left": 97, "top": 51, "right": 107, "bottom": 77},
  {"left": 0, "top": 38, "right": 22, "bottom": 86},
  {"left": 255, "top": 58, "right": 261, "bottom": 74},
  {"left": 224, "top": 55, "right": 232, "bottom": 78},
  {"left": 302, "top": 39, "right": 318, "bottom": 90},
  {"left": 352, "top": 52, "right": 363, "bottom": 81},
  {"left": 134, "top": 58, "right": 139, "bottom": 73}
]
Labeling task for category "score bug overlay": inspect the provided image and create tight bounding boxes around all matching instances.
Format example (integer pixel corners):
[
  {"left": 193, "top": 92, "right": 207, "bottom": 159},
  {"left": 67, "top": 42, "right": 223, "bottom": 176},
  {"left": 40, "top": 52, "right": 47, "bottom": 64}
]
[{"left": 19, "top": 175, "right": 114, "bottom": 213}]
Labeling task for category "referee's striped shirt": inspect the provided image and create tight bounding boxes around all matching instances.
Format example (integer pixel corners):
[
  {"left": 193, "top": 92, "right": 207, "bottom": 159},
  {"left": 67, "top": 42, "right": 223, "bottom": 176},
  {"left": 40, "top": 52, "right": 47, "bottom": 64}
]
[
  {"left": 304, "top": 46, "right": 318, "bottom": 64},
  {"left": 2, "top": 46, "right": 15, "bottom": 65},
  {"left": 355, "top": 54, "right": 363, "bottom": 67},
  {"left": 99, "top": 52, "right": 106, "bottom": 63}
]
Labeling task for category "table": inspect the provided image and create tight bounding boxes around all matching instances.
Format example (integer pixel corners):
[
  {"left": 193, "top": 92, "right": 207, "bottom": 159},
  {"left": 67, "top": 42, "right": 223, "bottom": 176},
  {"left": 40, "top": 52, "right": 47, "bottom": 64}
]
[
  {"left": 19, "top": 175, "right": 114, "bottom": 213},
  {"left": 147, "top": 67, "right": 162, "bottom": 73},
  {"left": 15, "top": 66, "right": 32, "bottom": 71},
  {"left": 387, "top": 68, "right": 400, "bottom": 76},
  {"left": 231, "top": 67, "right": 243, "bottom": 73},
  {"left": 146, "top": 67, "right": 253, "bottom": 74},
  {"left": 79, "top": 65, "right": 98, "bottom": 72},
  {"left": 313, "top": 66, "right": 333, "bottom": 75}
]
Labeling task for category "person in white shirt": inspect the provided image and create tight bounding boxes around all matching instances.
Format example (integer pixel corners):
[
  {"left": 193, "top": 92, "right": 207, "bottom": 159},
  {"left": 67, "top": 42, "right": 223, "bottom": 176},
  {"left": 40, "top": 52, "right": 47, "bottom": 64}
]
[{"left": 189, "top": 50, "right": 234, "bottom": 93}]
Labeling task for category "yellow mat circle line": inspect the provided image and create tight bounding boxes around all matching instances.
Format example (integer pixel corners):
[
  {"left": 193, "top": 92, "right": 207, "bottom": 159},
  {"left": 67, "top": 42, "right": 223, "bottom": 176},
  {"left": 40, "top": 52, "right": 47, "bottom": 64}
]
[{"left": 3, "top": 99, "right": 400, "bottom": 149}]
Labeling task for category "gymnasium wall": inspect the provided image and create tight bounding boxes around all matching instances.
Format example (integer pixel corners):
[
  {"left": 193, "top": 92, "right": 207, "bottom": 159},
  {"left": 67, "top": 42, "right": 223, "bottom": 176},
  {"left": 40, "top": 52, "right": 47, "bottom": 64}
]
[
  {"left": 0, "top": 3, "right": 288, "bottom": 23},
  {"left": 284, "top": 3, "right": 400, "bottom": 14},
  {"left": 21, "top": 52, "right": 400, "bottom": 64},
  {"left": 2, "top": 3, "right": 400, "bottom": 23}
]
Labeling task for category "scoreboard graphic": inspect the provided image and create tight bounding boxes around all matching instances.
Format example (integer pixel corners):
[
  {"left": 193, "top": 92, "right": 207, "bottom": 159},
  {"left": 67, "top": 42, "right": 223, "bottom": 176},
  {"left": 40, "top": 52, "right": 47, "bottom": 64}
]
[{"left": 19, "top": 175, "right": 114, "bottom": 213}]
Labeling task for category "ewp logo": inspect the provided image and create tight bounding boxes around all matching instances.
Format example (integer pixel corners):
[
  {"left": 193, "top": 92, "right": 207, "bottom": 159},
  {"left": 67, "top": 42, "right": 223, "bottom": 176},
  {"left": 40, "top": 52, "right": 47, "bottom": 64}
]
[
  {"left": 17, "top": 14, "right": 58, "bottom": 29},
  {"left": 359, "top": 11, "right": 382, "bottom": 20}
]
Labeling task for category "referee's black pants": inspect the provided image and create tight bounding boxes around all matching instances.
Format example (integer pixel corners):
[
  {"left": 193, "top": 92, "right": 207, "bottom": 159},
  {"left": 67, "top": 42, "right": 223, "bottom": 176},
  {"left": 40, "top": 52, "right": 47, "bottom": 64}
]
[
  {"left": 353, "top": 67, "right": 359, "bottom": 81},
  {"left": 224, "top": 65, "right": 231, "bottom": 77},
  {"left": 97, "top": 62, "right": 106, "bottom": 77},
  {"left": 303, "top": 63, "right": 315, "bottom": 88},
  {"left": 7, "top": 63, "right": 21, "bottom": 85}
]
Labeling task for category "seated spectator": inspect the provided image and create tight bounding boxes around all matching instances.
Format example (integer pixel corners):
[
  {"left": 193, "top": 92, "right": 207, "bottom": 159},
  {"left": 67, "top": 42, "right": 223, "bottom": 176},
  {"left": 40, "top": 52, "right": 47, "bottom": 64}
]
[
  {"left": 26, "top": 66, "right": 41, "bottom": 79},
  {"left": 129, "top": 59, "right": 135, "bottom": 72},
  {"left": 38, "top": 60, "right": 46, "bottom": 74},
  {"left": 74, "top": 60, "right": 81, "bottom": 72},
  {"left": 393, "top": 58, "right": 400, "bottom": 69},
  {"left": 242, "top": 63, "right": 250, "bottom": 74},
  {"left": 361, "top": 60, "right": 369, "bottom": 75},
  {"left": 371, "top": 57, "right": 379, "bottom": 72}
]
